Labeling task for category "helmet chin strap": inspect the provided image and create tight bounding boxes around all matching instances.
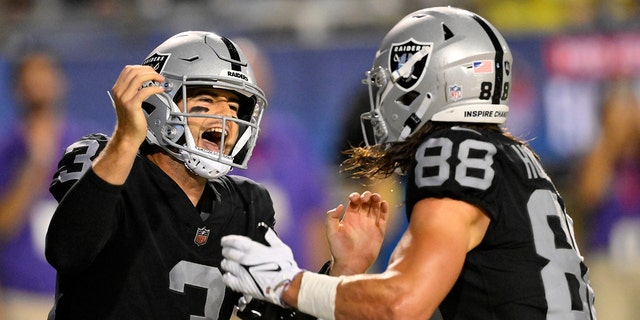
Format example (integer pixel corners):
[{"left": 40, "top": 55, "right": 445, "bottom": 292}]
[{"left": 399, "top": 93, "right": 432, "bottom": 141}]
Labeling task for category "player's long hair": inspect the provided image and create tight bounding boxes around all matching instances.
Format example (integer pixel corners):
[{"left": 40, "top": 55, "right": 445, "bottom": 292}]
[{"left": 341, "top": 121, "right": 535, "bottom": 179}]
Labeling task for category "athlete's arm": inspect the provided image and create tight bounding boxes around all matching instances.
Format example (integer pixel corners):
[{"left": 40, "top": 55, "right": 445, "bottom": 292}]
[
  {"left": 283, "top": 197, "right": 490, "bottom": 319},
  {"left": 46, "top": 66, "right": 164, "bottom": 271},
  {"left": 93, "top": 65, "right": 164, "bottom": 184},
  {"left": 46, "top": 167, "right": 123, "bottom": 270}
]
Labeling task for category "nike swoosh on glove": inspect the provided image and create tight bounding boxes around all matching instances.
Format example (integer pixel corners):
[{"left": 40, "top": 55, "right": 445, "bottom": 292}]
[{"left": 221, "top": 227, "right": 302, "bottom": 307}]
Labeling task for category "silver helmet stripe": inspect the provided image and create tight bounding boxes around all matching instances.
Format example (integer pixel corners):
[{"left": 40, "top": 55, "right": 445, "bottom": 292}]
[{"left": 471, "top": 14, "right": 504, "bottom": 105}]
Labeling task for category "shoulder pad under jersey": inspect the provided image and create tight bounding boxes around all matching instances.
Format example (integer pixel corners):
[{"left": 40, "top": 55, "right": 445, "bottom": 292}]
[{"left": 49, "top": 133, "right": 110, "bottom": 202}]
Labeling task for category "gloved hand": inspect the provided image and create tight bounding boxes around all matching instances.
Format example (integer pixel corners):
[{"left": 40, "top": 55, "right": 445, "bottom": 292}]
[{"left": 221, "top": 227, "right": 302, "bottom": 307}]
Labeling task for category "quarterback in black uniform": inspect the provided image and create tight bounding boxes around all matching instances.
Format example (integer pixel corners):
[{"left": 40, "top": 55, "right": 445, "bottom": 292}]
[
  {"left": 45, "top": 31, "right": 272, "bottom": 320},
  {"left": 219, "top": 7, "right": 597, "bottom": 320},
  {"left": 45, "top": 31, "right": 389, "bottom": 320}
]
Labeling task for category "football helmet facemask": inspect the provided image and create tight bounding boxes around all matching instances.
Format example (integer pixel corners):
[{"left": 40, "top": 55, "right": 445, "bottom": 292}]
[
  {"left": 361, "top": 6, "right": 513, "bottom": 145},
  {"left": 140, "top": 31, "right": 267, "bottom": 179}
]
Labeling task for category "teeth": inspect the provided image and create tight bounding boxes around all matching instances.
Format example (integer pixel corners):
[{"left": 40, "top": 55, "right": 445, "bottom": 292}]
[
  {"left": 202, "top": 127, "right": 225, "bottom": 148},
  {"left": 195, "top": 146, "right": 214, "bottom": 154}
]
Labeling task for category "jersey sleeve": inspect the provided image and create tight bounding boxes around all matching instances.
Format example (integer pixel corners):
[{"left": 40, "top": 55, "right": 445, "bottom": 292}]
[
  {"left": 49, "top": 133, "right": 109, "bottom": 202},
  {"left": 46, "top": 133, "right": 124, "bottom": 271},
  {"left": 406, "top": 127, "right": 505, "bottom": 221}
]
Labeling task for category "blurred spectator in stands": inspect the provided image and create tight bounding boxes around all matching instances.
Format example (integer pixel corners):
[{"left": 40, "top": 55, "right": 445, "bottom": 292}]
[
  {"left": 576, "top": 78, "right": 640, "bottom": 319},
  {"left": 1, "top": 0, "right": 33, "bottom": 21},
  {"left": 0, "top": 51, "right": 84, "bottom": 319}
]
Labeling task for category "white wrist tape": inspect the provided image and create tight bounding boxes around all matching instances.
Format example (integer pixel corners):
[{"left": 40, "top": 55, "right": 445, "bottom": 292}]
[{"left": 297, "top": 271, "right": 343, "bottom": 320}]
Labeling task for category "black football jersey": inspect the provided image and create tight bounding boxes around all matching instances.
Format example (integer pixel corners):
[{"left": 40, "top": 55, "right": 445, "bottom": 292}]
[
  {"left": 406, "top": 126, "right": 596, "bottom": 320},
  {"left": 46, "top": 133, "right": 276, "bottom": 320}
]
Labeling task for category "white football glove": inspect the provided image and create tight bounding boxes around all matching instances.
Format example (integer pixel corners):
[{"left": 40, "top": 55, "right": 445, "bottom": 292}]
[{"left": 221, "top": 227, "right": 302, "bottom": 307}]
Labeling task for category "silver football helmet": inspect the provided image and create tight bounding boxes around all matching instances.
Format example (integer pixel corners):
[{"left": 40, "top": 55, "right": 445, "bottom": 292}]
[
  {"left": 361, "top": 7, "right": 512, "bottom": 145},
  {"left": 140, "top": 31, "right": 267, "bottom": 179}
]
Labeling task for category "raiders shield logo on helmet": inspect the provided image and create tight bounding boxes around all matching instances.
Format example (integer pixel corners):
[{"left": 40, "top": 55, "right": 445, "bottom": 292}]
[
  {"left": 194, "top": 227, "right": 210, "bottom": 246},
  {"left": 389, "top": 39, "right": 432, "bottom": 91},
  {"left": 142, "top": 52, "right": 171, "bottom": 73}
]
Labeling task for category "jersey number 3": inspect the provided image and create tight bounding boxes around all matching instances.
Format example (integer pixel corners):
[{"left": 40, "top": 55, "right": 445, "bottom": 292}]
[{"left": 170, "top": 261, "right": 225, "bottom": 320}]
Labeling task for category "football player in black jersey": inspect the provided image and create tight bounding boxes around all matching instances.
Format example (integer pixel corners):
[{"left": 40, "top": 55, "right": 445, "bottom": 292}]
[
  {"left": 45, "top": 31, "right": 388, "bottom": 320},
  {"left": 220, "top": 7, "right": 598, "bottom": 320}
]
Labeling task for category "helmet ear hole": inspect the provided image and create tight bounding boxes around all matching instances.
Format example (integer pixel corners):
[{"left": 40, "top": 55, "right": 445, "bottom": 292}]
[
  {"left": 442, "top": 24, "right": 454, "bottom": 40},
  {"left": 142, "top": 101, "right": 156, "bottom": 116},
  {"left": 164, "top": 121, "right": 184, "bottom": 143},
  {"left": 397, "top": 91, "right": 420, "bottom": 106}
]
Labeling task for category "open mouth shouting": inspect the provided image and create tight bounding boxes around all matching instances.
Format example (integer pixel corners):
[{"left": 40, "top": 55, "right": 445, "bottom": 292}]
[{"left": 200, "top": 127, "right": 226, "bottom": 153}]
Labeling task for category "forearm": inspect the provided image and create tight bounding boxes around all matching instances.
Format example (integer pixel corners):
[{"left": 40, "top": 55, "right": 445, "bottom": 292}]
[
  {"left": 284, "top": 271, "right": 414, "bottom": 320},
  {"left": 92, "top": 134, "right": 141, "bottom": 185}
]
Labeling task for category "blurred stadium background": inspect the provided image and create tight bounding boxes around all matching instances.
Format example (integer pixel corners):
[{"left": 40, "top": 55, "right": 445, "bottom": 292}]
[
  {"left": 1, "top": 0, "right": 638, "bottom": 164},
  {"left": 1, "top": 0, "right": 639, "bottom": 311},
  {"left": 2, "top": 0, "right": 639, "bottom": 165},
  {"left": 0, "top": 0, "right": 640, "bottom": 318}
]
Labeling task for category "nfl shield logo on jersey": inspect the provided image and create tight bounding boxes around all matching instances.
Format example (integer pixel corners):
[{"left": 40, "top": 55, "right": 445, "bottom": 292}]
[{"left": 194, "top": 227, "right": 210, "bottom": 246}]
